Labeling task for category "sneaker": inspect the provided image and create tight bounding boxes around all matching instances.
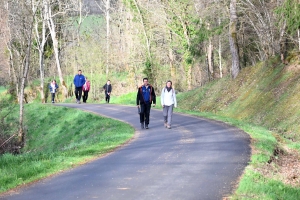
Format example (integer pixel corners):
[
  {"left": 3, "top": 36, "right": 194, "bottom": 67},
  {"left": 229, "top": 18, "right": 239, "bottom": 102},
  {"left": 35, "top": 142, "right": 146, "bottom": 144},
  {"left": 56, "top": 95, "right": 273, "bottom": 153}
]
[
  {"left": 167, "top": 125, "right": 171, "bottom": 129},
  {"left": 52, "top": 101, "right": 54, "bottom": 103},
  {"left": 145, "top": 124, "right": 149, "bottom": 129},
  {"left": 141, "top": 123, "right": 144, "bottom": 129},
  {"left": 164, "top": 122, "right": 167, "bottom": 128}
]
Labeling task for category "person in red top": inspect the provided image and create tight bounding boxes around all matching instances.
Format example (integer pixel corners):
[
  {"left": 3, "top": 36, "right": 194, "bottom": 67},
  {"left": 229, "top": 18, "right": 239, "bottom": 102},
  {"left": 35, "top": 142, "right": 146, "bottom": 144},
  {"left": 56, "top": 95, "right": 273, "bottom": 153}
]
[{"left": 82, "top": 77, "right": 91, "bottom": 103}]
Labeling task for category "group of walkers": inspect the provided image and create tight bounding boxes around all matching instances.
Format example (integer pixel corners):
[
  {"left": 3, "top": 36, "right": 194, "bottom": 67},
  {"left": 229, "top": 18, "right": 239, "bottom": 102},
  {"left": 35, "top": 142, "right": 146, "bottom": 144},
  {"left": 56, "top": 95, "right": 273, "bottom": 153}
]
[
  {"left": 49, "top": 70, "right": 111, "bottom": 104},
  {"left": 50, "top": 70, "right": 177, "bottom": 129},
  {"left": 73, "top": 70, "right": 90, "bottom": 104},
  {"left": 73, "top": 70, "right": 112, "bottom": 104},
  {"left": 137, "top": 78, "right": 177, "bottom": 129}
]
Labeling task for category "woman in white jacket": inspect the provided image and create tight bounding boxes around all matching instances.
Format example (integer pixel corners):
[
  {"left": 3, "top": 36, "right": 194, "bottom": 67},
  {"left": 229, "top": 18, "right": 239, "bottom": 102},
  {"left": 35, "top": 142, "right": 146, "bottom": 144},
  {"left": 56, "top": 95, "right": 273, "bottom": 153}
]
[{"left": 161, "top": 80, "right": 177, "bottom": 129}]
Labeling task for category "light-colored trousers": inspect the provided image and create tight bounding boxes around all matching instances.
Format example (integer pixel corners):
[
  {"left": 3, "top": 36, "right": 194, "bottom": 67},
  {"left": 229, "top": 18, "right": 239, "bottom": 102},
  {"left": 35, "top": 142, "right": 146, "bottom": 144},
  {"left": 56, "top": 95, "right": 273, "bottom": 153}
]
[{"left": 163, "top": 104, "right": 174, "bottom": 125}]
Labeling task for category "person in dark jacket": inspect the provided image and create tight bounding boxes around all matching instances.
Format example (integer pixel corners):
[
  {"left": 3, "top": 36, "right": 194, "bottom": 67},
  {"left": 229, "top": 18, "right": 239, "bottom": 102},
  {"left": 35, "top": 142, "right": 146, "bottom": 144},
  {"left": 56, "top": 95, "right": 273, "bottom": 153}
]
[
  {"left": 103, "top": 80, "right": 112, "bottom": 103},
  {"left": 49, "top": 80, "right": 59, "bottom": 103},
  {"left": 82, "top": 77, "right": 90, "bottom": 103},
  {"left": 136, "top": 78, "right": 156, "bottom": 129},
  {"left": 73, "top": 70, "right": 85, "bottom": 104}
]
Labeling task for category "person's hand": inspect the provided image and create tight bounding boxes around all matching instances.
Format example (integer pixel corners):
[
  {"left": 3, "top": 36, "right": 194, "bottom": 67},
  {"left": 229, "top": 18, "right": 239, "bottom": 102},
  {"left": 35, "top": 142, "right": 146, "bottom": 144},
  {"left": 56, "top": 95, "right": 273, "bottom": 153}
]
[
  {"left": 137, "top": 105, "right": 140, "bottom": 108},
  {"left": 162, "top": 105, "right": 165, "bottom": 108},
  {"left": 153, "top": 104, "right": 156, "bottom": 107}
]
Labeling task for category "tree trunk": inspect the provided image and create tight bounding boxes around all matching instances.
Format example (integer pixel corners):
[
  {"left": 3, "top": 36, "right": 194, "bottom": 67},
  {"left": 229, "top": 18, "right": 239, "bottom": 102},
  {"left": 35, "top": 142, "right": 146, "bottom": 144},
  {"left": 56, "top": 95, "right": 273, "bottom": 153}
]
[
  {"left": 298, "top": 29, "right": 300, "bottom": 52},
  {"left": 94, "top": 0, "right": 111, "bottom": 76},
  {"left": 169, "top": 31, "right": 175, "bottom": 85},
  {"left": 132, "top": 0, "right": 151, "bottom": 59},
  {"left": 218, "top": 36, "right": 222, "bottom": 78},
  {"left": 207, "top": 38, "right": 213, "bottom": 77},
  {"left": 45, "top": 1, "right": 68, "bottom": 98},
  {"left": 279, "top": 20, "right": 287, "bottom": 64},
  {"left": 106, "top": 0, "right": 110, "bottom": 76},
  {"left": 35, "top": 2, "right": 47, "bottom": 103},
  {"left": 18, "top": 14, "right": 34, "bottom": 147},
  {"left": 229, "top": 0, "right": 240, "bottom": 79},
  {"left": 7, "top": 44, "right": 19, "bottom": 95}
]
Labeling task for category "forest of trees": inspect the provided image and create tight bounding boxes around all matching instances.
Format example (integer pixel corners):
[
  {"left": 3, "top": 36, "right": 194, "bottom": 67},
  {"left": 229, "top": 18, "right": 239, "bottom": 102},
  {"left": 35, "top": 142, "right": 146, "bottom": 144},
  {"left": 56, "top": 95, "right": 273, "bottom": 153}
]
[
  {"left": 0, "top": 0, "right": 299, "bottom": 146},
  {"left": 1, "top": 0, "right": 299, "bottom": 92}
]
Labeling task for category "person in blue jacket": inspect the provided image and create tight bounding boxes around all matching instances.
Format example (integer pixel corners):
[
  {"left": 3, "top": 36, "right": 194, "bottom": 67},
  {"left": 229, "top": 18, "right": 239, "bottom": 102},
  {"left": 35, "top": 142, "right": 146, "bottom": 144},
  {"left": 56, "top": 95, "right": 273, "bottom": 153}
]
[
  {"left": 136, "top": 78, "right": 156, "bottom": 129},
  {"left": 49, "top": 80, "right": 59, "bottom": 103},
  {"left": 73, "top": 70, "right": 85, "bottom": 104}
]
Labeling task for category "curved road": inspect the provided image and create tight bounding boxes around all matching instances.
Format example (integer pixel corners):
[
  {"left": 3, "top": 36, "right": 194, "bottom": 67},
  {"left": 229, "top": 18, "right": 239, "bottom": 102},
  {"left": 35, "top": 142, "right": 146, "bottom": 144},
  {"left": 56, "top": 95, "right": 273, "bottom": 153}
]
[{"left": 1, "top": 104, "right": 250, "bottom": 200}]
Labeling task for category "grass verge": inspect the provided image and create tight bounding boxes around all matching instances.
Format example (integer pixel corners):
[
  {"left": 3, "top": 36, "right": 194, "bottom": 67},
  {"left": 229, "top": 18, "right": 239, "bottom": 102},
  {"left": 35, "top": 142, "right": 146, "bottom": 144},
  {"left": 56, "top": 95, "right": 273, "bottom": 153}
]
[{"left": 0, "top": 104, "right": 134, "bottom": 194}]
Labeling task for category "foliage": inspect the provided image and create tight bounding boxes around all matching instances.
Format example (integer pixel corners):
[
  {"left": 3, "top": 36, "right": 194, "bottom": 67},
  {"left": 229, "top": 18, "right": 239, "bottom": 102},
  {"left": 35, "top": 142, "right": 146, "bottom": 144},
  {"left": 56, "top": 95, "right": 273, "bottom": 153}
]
[{"left": 275, "top": 0, "right": 300, "bottom": 34}]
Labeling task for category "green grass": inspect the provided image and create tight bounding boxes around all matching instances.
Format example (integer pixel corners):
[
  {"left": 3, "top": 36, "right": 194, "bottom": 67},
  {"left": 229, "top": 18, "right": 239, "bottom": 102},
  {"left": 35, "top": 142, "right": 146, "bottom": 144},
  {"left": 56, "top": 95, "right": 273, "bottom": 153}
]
[
  {"left": 233, "top": 170, "right": 300, "bottom": 200},
  {"left": 0, "top": 86, "right": 6, "bottom": 94},
  {"left": 109, "top": 92, "right": 136, "bottom": 105},
  {"left": 0, "top": 104, "right": 134, "bottom": 193}
]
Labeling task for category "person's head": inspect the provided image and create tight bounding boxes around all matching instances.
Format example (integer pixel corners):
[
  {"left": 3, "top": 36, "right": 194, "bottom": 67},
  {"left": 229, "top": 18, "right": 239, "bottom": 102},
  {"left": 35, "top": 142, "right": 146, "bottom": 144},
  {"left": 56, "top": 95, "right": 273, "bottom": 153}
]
[
  {"left": 166, "top": 80, "right": 172, "bottom": 88},
  {"left": 85, "top": 77, "right": 88, "bottom": 80},
  {"left": 52, "top": 80, "right": 56, "bottom": 84},
  {"left": 78, "top": 70, "right": 82, "bottom": 75},
  {"left": 107, "top": 80, "right": 110, "bottom": 85},
  {"left": 143, "top": 78, "right": 149, "bottom": 86}
]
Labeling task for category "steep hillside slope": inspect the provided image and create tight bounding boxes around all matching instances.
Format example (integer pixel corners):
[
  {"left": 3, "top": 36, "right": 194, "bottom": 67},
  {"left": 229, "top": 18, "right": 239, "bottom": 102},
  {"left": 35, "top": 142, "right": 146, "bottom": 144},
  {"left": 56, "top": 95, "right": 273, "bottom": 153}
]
[{"left": 178, "top": 58, "right": 300, "bottom": 148}]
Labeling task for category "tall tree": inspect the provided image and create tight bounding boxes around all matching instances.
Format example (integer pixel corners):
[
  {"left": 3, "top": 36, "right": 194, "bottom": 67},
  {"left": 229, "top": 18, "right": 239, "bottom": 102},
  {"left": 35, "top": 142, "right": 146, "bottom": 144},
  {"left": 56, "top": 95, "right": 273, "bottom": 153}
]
[
  {"left": 34, "top": 0, "right": 48, "bottom": 103},
  {"left": 5, "top": 0, "right": 38, "bottom": 147},
  {"left": 95, "top": 0, "right": 112, "bottom": 76},
  {"left": 229, "top": 0, "right": 240, "bottom": 79},
  {"left": 44, "top": 0, "right": 68, "bottom": 98}
]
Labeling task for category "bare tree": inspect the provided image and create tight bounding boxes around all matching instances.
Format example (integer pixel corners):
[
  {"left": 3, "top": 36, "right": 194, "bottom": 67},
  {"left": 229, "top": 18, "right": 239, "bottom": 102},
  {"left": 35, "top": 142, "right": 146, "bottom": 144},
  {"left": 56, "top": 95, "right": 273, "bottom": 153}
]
[
  {"left": 94, "top": 0, "right": 112, "bottom": 76},
  {"left": 44, "top": 0, "right": 68, "bottom": 98},
  {"left": 5, "top": 0, "right": 39, "bottom": 147},
  {"left": 34, "top": 0, "right": 49, "bottom": 103}
]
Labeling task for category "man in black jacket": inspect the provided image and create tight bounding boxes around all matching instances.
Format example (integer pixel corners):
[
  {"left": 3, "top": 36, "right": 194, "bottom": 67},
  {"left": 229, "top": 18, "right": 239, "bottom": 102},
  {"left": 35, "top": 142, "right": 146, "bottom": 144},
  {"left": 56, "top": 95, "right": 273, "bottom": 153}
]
[
  {"left": 136, "top": 78, "right": 156, "bottom": 129},
  {"left": 103, "top": 80, "right": 112, "bottom": 103}
]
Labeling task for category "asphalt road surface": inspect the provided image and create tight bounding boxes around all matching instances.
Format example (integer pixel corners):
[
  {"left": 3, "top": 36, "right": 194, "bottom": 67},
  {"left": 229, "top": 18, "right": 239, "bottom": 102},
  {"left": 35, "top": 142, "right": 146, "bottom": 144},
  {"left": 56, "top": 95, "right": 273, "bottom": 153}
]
[{"left": 1, "top": 104, "right": 251, "bottom": 200}]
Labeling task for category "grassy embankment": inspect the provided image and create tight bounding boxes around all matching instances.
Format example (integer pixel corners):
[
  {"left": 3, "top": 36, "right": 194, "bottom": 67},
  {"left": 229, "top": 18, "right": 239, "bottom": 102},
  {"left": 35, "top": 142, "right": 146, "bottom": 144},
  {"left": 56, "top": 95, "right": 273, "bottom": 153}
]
[
  {"left": 112, "top": 58, "right": 300, "bottom": 199},
  {"left": 0, "top": 92, "right": 134, "bottom": 193},
  {"left": 0, "top": 86, "right": 5, "bottom": 93}
]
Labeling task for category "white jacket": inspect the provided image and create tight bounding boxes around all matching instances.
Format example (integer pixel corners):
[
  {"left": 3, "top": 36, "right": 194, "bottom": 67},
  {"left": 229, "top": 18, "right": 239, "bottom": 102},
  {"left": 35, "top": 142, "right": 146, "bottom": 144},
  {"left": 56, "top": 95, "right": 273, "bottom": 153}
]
[{"left": 161, "top": 87, "right": 177, "bottom": 107}]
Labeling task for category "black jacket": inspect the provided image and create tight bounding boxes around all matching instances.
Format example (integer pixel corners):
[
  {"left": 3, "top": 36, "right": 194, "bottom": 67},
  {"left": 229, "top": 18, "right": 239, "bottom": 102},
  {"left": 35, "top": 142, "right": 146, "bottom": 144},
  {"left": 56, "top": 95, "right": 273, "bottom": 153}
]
[
  {"left": 103, "top": 84, "right": 112, "bottom": 94},
  {"left": 136, "top": 85, "right": 156, "bottom": 105}
]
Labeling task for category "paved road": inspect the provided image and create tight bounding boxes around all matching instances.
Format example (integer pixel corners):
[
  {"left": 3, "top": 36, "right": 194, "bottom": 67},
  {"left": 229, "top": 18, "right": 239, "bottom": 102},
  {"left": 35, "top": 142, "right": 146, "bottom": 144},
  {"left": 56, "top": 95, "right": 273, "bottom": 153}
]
[{"left": 1, "top": 104, "right": 250, "bottom": 200}]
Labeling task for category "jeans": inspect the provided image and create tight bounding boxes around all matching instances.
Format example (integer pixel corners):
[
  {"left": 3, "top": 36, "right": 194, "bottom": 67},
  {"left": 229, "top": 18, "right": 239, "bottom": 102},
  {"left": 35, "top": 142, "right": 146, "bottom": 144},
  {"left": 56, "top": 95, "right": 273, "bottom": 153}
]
[
  {"left": 75, "top": 87, "right": 83, "bottom": 101},
  {"left": 51, "top": 93, "right": 55, "bottom": 102},
  {"left": 163, "top": 104, "right": 174, "bottom": 125},
  {"left": 140, "top": 103, "right": 151, "bottom": 125},
  {"left": 83, "top": 91, "right": 89, "bottom": 103},
  {"left": 105, "top": 93, "right": 110, "bottom": 103}
]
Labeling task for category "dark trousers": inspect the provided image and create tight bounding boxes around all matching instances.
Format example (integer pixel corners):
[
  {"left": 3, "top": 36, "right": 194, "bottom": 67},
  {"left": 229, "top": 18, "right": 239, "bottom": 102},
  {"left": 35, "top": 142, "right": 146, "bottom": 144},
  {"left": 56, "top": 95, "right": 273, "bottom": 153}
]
[
  {"left": 105, "top": 93, "right": 110, "bottom": 103},
  {"left": 51, "top": 93, "right": 55, "bottom": 102},
  {"left": 75, "top": 87, "right": 83, "bottom": 101},
  {"left": 83, "top": 91, "right": 89, "bottom": 103},
  {"left": 140, "top": 103, "right": 151, "bottom": 125}
]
